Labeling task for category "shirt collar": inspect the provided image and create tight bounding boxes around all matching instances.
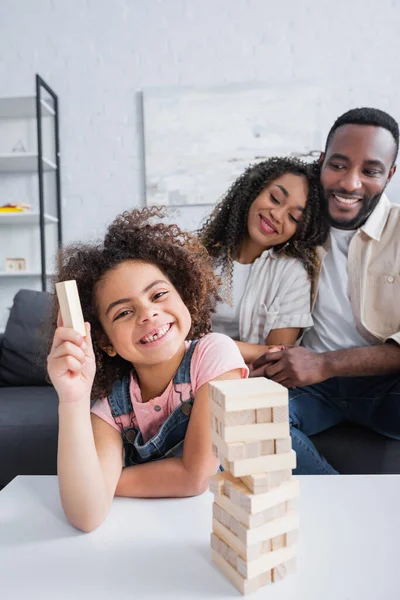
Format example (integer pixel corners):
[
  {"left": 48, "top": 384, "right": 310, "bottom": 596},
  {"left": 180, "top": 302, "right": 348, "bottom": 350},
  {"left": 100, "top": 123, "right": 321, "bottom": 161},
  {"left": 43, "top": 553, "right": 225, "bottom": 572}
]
[
  {"left": 321, "top": 192, "right": 391, "bottom": 249},
  {"left": 360, "top": 192, "right": 391, "bottom": 241}
]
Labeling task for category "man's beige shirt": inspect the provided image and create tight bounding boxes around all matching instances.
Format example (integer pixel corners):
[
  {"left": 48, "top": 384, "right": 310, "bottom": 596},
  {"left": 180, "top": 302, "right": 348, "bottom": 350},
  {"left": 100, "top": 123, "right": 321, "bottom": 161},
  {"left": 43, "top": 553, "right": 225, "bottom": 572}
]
[{"left": 312, "top": 193, "right": 400, "bottom": 346}]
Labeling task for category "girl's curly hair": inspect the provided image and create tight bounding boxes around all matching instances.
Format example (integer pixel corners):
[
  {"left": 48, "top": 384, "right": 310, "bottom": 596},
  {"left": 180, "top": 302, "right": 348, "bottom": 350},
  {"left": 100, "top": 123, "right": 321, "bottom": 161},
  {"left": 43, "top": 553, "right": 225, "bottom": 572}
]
[
  {"left": 197, "top": 157, "right": 329, "bottom": 288},
  {"left": 49, "top": 206, "right": 221, "bottom": 399}
]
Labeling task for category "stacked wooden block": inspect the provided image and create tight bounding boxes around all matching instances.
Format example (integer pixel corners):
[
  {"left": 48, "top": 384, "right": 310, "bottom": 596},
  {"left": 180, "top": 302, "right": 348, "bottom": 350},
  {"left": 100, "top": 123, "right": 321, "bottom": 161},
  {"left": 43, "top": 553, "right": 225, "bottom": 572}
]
[{"left": 209, "top": 377, "right": 299, "bottom": 595}]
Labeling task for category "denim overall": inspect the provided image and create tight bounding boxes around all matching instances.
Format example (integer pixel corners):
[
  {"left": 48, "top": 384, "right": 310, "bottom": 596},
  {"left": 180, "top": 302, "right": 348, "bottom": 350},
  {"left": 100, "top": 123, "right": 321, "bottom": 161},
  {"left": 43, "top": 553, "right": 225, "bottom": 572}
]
[{"left": 108, "top": 340, "right": 199, "bottom": 467}]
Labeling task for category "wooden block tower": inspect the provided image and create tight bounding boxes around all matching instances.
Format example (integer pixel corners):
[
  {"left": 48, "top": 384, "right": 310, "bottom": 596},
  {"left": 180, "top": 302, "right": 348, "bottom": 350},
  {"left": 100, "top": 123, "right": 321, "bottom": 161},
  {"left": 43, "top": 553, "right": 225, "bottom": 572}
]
[{"left": 209, "top": 377, "right": 299, "bottom": 595}]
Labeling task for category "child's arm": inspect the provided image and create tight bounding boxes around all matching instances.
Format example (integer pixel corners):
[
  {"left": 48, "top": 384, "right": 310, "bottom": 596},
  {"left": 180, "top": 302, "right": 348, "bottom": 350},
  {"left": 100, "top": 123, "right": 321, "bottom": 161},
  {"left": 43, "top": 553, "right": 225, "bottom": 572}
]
[
  {"left": 115, "top": 368, "right": 242, "bottom": 498},
  {"left": 48, "top": 319, "right": 123, "bottom": 532},
  {"left": 235, "top": 328, "right": 300, "bottom": 364}
]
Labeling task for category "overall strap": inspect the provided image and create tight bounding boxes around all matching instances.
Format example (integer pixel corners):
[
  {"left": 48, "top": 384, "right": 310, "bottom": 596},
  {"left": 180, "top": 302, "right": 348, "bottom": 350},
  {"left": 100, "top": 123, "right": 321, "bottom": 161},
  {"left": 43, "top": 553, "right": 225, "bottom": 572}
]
[
  {"left": 173, "top": 340, "right": 199, "bottom": 385},
  {"left": 108, "top": 375, "right": 133, "bottom": 417}
]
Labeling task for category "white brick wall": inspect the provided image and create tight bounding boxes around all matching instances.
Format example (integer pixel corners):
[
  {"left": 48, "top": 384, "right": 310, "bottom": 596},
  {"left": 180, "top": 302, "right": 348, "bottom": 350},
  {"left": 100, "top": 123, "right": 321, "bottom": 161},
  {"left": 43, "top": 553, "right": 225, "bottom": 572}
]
[{"left": 1, "top": 0, "right": 400, "bottom": 244}]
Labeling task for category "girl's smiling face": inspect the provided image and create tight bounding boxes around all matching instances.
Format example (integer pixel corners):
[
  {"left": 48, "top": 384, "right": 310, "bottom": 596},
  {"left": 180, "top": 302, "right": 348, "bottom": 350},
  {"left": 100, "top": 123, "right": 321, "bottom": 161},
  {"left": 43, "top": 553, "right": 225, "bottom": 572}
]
[{"left": 96, "top": 260, "right": 191, "bottom": 367}]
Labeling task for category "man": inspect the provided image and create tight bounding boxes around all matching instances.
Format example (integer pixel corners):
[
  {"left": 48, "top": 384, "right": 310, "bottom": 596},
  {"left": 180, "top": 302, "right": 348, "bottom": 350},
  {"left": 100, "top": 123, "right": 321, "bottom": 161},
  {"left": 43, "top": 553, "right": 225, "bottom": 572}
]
[{"left": 252, "top": 107, "right": 400, "bottom": 474}]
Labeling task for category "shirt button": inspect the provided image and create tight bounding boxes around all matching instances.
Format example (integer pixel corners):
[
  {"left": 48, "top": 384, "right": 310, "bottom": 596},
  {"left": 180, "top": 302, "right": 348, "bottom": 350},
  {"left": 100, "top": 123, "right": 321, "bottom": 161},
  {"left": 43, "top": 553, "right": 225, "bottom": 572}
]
[
  {"left": 125, "top": 429, "right": 136, "bottom": 443},
  {"left": 154, "top": 405, "right": 161, "bottom": 412},
  {"left": 387, "top": 275, "right": 395, "bottom": 283}
]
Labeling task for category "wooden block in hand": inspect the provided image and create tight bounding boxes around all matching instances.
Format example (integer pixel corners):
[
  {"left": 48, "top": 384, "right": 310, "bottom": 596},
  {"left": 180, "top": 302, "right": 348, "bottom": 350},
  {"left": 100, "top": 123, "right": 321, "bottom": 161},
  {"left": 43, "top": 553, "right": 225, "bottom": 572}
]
[{"left": 56, "top": 280, "right": 86, "bottom": 337}]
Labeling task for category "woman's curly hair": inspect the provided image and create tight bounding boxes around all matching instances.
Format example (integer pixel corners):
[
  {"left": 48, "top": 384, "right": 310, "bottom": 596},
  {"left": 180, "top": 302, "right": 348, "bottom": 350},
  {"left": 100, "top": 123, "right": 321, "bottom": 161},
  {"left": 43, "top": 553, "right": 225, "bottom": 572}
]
[
  {"left": 49, "top": 206, "right": 221, "bottom": 399},
  {"left": 197, "top": 157, "right": 329, "bottom": 290}
]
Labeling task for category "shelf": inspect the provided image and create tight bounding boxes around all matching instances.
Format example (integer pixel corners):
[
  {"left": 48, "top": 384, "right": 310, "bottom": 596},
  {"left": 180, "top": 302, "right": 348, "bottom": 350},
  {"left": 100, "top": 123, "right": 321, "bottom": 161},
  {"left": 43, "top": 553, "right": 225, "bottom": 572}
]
[
  {"left": 0, "top": 271, "right": 55, "bottom": 278},
  {"left": 0, "top": 212, "right": 58, "bottom": 225},
  {"left": 0, "top": 153, "right": 57, "bottom": 173},
  {"left": 0, "top": 96, "right": 55, "bottom": 119}
]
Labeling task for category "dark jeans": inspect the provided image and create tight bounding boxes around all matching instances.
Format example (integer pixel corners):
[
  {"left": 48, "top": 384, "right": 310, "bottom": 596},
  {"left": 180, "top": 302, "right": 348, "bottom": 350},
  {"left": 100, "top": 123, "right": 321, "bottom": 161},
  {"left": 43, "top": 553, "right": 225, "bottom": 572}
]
[{"left": 289, "top": 374, "right": 400, "bottom": 474}]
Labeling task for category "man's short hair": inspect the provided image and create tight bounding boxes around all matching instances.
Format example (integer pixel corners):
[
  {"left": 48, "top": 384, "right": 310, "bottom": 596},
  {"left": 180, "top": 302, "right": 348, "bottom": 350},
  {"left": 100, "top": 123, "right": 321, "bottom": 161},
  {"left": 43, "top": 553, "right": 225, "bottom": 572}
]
[{"left": 325, "top": 107, "right": 399, "bottom": 163}]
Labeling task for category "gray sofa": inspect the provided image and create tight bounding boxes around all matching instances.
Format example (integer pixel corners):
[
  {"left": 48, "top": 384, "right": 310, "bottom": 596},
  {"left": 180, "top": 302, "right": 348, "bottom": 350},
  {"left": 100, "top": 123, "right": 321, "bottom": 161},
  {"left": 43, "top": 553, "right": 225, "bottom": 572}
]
[
  {"left": 0, "top": 290, "right": 58, "bottom": 490},
  {"left": 1, "top": 289, "right": 400, "bottom": 490}
]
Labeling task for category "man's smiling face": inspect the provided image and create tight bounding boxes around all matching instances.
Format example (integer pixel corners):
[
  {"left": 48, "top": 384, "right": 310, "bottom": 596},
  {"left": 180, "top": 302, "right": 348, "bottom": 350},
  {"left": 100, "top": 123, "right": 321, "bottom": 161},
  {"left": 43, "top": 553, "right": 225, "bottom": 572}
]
[{"left": 320, "top": 124, "right": 397, "bottom": 229}]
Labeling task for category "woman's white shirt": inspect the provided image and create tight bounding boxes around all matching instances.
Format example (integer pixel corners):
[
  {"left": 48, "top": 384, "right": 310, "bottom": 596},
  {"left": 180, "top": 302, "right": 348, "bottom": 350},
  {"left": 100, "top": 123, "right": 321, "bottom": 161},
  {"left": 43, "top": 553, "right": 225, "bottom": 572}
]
[{"left": 212, "top": 249, "right": 313, "bottom": 344}]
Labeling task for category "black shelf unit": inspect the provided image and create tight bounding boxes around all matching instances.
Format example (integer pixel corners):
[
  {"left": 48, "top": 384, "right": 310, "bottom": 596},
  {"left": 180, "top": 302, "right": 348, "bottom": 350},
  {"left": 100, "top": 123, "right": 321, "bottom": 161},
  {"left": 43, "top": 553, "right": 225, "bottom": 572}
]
[{"left": 35, "top": 74, "right": 63, "bottom": 290}]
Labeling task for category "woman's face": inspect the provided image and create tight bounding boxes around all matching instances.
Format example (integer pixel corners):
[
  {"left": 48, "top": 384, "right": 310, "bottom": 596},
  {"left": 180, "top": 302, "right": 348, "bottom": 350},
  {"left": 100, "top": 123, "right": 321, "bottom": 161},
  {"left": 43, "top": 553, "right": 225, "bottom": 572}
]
[{"left": 246, "top": 173, "right": 308, "bottom": 249}]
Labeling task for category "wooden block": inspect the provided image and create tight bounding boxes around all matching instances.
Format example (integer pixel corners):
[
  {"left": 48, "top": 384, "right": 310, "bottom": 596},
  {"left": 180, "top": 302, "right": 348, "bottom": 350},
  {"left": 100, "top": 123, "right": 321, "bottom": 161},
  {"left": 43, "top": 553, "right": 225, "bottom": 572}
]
[
  {"left": 286, "top": 498, "right": 298, "bottom": 511},
  {"left": 209, "top": 473, "right": 224, "bottom": 496},
  {"left": 55, "top": 280, "right": 86, "bottom": 337},
  {"left": 286, "top": 529, "right": 299, "bottom": 547},
  {"left": 272, "top": 404, "right": 289, "bottom": 423},
  {"left": 213, "top": 509, "right": 299, "bottom": 549},
  {"left": 213, "top": 472, "right": 299, "bottom": 514},
  {"left": 212, "top": 550, "right": 272, "bottom": 595},
  {"left": 275, "top": 437, "right": 292, "bottom": 454},
  {"left": 213, "top": 480, "right": 291, "bottom": 529},
  {"left": 211, "top": 415, "right": 219, "bottom": 433},
  {"left": 260, "top": 440, "right": 275, "bottom": 455},
  {"left": 256, "top": 407, "right": 272, "bottom": 423},
  {"left": 213, "top": 519, "right": 297, "bottom": 580},
  {"left": 244, "top": 441, "right": 261, "bottom": 459},
  {"left": 209, "top": 405, "right": 290, "bottom": 443},
  {"left": 272, "top": 556, "right": 297, "bottom": 582},
  {"left": 211, "top": 428, "right": 288, "bottom": 463},
  {"left": 241, "top": 470, "right": 292, "bottom": 494},
  {"left": 272, "top": 534, "right": 286, "bottom": 551},
  {"left": 228, "top": 450, "right": 296, "bottom": 478},
  {"left": 224, "top": 410, "right": 257, "bottom": 426},
  {"left": 209, "top": 378, "right": 288, "bottom": 412}
]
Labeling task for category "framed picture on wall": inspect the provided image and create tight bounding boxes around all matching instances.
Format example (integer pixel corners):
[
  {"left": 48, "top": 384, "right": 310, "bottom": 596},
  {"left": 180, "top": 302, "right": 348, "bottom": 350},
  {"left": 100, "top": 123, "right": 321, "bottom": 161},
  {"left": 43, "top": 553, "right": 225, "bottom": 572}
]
[{"left": 143, "top": 82, "right": 324, "bottom": 207}]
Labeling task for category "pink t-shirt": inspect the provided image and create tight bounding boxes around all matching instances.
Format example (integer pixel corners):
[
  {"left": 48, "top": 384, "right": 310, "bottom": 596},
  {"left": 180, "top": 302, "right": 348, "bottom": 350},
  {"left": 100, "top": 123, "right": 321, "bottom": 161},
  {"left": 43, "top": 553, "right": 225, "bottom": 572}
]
[{"left": 91, "top": 332, "right": 248, "bottom": 442}]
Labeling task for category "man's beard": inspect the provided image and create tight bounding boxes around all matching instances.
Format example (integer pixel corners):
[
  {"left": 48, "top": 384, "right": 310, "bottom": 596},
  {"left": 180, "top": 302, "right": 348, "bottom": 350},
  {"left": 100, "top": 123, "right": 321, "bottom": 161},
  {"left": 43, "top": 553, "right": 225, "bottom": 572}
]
[{"left": 322, "top": 190, "right": 384, "bottom": 230}]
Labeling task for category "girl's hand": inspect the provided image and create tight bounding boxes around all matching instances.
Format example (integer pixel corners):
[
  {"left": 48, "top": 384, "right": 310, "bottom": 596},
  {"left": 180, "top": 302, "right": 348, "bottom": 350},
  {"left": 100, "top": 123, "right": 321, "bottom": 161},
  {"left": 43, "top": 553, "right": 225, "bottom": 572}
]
[{"left": 47, "top": 313, "right": 96, "bottom": 404}]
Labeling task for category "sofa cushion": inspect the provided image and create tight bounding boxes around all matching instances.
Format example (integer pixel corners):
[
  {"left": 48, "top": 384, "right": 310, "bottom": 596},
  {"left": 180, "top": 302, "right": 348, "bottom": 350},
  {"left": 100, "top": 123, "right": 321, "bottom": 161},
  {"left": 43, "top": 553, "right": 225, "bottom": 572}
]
[
  {"left": 0, "top": 289, "right": 52, "bottom": 386},
  {"left": 310, "top": 421, "right": 400, "bottom": 474},
  {"left": 0, "top": 385, "right": 58, "bottom": 489}
]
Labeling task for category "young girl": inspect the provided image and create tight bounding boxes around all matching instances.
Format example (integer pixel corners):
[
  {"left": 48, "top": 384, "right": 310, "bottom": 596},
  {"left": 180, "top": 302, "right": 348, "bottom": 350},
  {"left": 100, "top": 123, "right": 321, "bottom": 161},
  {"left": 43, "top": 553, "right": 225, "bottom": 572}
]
[
  {"left": 198, "top": 158, "right": 329, "bottom": 365},
  {"left": 47, "top": 208, "right": 248, "bottom": 532}
]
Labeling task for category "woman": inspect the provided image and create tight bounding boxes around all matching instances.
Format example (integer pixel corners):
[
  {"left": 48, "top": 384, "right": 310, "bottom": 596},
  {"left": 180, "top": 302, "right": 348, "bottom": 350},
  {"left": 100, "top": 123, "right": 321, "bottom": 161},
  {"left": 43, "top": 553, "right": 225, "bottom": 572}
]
[{"left": 198, "top": 157, "right": 328, "bottom": 364}]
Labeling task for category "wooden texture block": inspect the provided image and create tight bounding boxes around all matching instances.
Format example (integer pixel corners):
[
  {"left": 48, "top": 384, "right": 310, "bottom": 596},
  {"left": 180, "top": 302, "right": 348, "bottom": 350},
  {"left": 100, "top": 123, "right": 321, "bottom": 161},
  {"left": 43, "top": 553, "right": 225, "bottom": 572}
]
[
  {"left": 213, "top": 489, "right": 288, "bottom": 530},
  {"left": 212, "top": 550, "right": 272, "bottom": 595},
  {"left": 211, "top": 429, "right": 282, "bottom": 462},
  {"left": 55, "top": 280, "right": 86, "bottom": 337},
  {"left": 272, "top": 404, "right": 289, "bottom": 423},
  {"left": 275, "top": 437, "right": 292, "bottom": 454},
  {"left": 286, "top": 498, "right": 298, "bottom": 511},
  {"left": 210, "top": 472, "right": 300, "bottom": 515},
  {"left": 209, "top": 474, "right": 225, "bottom": 496},
  {"left": 213, "top": 509, "right": 299, "bottom": 548},
  {"left": 286, "top": 529, "right": 299, "bottom": 547},
  {"left": 209, "top": 378, "right": 288, "bottom": 412},
  {"left": 272, "top": 534, "right": 286, "bottom": 551},
  {"left": 213, "top": 517, "right": 298, "bottom": 579},
  {"left": 228, "top": 450, "right": 296, "bottom": 478},
  {"left": 209, "top": 403, "right": 290, "bottom": 443},
  {"left": 256, "top": 408, "right": 272, "bottom": 423},
  {"left": 241, "top": 470, "right": 292, "bottom": 494},
  {"left": 272, "top": 557, "right": 297, "bottom": 582}
]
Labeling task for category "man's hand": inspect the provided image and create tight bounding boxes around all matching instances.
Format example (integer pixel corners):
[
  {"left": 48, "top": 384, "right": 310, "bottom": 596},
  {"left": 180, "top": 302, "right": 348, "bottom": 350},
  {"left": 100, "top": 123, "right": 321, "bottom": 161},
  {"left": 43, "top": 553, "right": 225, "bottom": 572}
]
[{"left": 250, "top": 346, "right": 330, "bottom": 388}]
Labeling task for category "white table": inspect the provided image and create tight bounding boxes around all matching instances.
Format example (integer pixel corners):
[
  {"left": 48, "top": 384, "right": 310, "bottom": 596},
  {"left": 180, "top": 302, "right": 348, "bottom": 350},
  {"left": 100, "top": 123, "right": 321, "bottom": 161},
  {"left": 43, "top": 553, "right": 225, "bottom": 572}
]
[{"left": 0, "top": 475, "right": 398, "bottom": 599}]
